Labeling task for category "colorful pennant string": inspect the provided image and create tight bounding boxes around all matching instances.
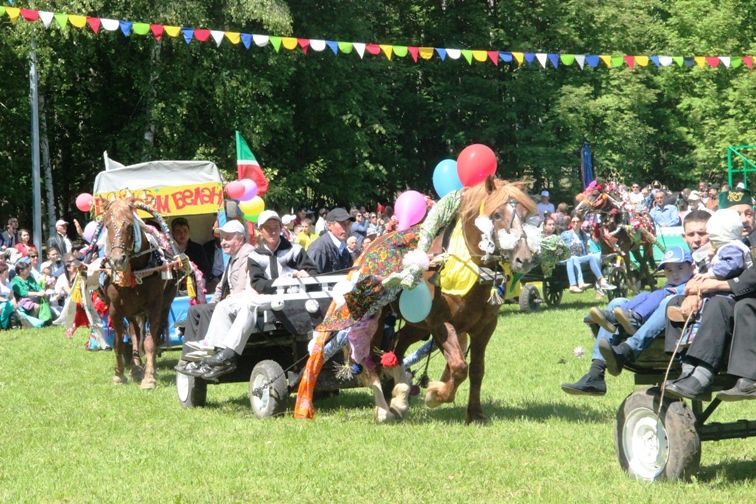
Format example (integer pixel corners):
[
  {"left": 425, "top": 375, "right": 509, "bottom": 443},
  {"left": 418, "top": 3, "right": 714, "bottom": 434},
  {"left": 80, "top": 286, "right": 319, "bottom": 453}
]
[{"left": 2, "top": 7, "right": 753, "bottom": 71}]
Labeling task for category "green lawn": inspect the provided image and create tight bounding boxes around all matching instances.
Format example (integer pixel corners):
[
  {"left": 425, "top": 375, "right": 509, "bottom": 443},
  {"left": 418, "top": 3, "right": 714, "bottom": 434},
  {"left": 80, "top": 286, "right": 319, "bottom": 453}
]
[{"left": 1, "top": 291, "right": 754, "bottom": 503}]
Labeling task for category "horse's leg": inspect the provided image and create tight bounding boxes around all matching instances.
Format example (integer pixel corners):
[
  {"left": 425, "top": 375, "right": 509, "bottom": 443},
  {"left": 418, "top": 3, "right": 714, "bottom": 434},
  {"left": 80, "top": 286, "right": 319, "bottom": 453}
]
[
  {"left": 129, "top": 318, "right": 144, "bottom": 383},
  {"left": 140, "top": 303, "right": 162, "bottom": 390},
  {"left": 388, "top": 365, "right": 413, "bottom": 419},
  {"left": 465, "top": 319, "right": 497, "bottom": 424},
  {"left": 425, "top": 322, "right": 468, "bottom": 408},
  {"left": 111, "top": 315, "right": 126, "bottom": 384},
  {"left": 362, "top": 365, "right": 396, "bottom": 423}
]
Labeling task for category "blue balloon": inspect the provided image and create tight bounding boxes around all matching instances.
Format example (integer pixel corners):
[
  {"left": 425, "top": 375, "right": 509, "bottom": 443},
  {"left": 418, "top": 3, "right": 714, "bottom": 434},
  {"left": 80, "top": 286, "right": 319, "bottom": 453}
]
[
  {"left": 399, "top": 282, "right": 433, "bottom": 323},
  {"left": 432, "top": 159, "right": 463, "bottom": 198}
]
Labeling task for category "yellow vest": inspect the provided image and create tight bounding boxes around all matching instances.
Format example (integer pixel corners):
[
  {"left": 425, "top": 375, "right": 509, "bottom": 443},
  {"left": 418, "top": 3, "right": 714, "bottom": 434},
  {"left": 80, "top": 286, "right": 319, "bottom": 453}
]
[{"left": 439, "top": 221, "right": 480, "bottom": 296}]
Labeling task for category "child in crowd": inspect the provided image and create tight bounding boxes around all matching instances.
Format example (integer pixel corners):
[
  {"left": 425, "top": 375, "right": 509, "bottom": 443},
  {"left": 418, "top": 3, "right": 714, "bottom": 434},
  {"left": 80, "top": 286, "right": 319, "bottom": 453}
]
[{"left": 38, "top": 261, "right": 57, "bottom": 297}]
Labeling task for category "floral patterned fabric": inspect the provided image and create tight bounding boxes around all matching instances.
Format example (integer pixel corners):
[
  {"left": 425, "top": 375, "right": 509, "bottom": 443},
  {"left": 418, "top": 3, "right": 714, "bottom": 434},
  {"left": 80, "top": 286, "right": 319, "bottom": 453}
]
[{"left": 538, "top": 234, "right": 571, "bottom": 277}]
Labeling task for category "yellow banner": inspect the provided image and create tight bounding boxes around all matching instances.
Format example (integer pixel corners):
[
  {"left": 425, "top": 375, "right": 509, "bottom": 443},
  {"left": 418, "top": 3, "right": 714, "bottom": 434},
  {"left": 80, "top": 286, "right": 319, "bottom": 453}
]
[{"left": 93, "top": 182, "right": 223, "bottom": 218}]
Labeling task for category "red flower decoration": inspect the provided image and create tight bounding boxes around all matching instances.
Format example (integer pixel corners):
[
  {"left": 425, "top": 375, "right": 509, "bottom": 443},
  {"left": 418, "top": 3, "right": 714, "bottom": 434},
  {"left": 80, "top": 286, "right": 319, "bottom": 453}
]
[{"left": 380, "top": 351, "right": 399, "bottom": 368}]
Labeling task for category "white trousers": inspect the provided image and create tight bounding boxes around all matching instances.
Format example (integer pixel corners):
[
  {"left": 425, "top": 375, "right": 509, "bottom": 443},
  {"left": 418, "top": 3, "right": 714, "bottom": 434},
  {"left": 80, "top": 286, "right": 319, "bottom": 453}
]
[{"left": 204, "top": 295, "right": 270, "bottom": 355}]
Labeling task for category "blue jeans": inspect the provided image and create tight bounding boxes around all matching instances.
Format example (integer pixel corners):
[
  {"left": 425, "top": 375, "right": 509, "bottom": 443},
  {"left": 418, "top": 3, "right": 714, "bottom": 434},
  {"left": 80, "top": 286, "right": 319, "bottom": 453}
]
[
  {"left": 592, "top": 296, "right": 673, "bottom": 361},
  {"left": 565, "top": 253, "right": 602, "bottom": 287}
]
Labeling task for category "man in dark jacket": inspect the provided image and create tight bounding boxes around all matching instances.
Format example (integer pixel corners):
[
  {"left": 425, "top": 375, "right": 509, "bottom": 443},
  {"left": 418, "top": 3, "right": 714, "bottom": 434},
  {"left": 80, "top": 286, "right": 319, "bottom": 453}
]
[
  {"left": 307, "top": 207, "right": 354, "bottom": 274},
  {"left": 171, "top": 217, "right": 211, "bottom": 280}
]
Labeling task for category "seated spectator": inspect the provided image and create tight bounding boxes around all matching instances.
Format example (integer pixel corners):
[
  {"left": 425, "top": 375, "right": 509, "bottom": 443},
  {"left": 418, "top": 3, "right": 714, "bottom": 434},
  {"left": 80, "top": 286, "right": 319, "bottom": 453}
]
[
  {"left": 346, "top": 236, "right": 361, "bottom": 261},
  {"left": 551, "top": 202, "right": 571, "bottom": 233},
  {"left": 14, "top": 229, "right": 37, "bottom": 258},
  {"left": 1, "top": 217, "right": 19, "bottom": 250},
  {"left": 11, "top": 260, "right": 51, "bottom": 326},
  {"left": 536, "top": 190, "right": 555, "bottom": 221},
  {"left": 560, "top": 216, "right": 613, "bottom": 293},
  {"left": 45, "top": 248, "right": 65, "bottom": 279},
  {"left": 705, "top": 187, "right": 719, "bottom": 211},
  {"left": 537, "top": 216, "right": 570, "bottom": 277},
  {"left": 627, "top": 182, "right": 645, "bottom": 209},
  {"left": 0, "top": 263, "right": 14, "bottom": 329},
  {"left": 649, "top": 191, "right": 681, "bottom": 227},
  {"left": 351, "top": 210, "right": 368, "bottom": 245},
  {"left": 366, "top": 213, "right": 383, "bottom": 237},
  {"left": 295, "top": 218, "right": 319, "bottom": 251},
  {"left": 171, "top": 217, "right": 211, "bottom": 280}
]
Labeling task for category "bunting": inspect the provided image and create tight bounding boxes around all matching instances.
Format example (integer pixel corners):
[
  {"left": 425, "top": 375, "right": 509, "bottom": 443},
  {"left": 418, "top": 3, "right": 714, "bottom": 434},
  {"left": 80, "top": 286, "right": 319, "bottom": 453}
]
[{"left": 1, "top": 6, "right": 753, "bottom": 71}]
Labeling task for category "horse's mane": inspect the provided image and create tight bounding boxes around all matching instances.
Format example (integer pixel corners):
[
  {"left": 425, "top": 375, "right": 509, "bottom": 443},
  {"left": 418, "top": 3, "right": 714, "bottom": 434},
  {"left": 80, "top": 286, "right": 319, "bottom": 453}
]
[
  {"left": 458, "top": 177, "right": 536, "bottom": 226},
  {"left": 103, "top": 198, "right": 135, "bottom": 224}
]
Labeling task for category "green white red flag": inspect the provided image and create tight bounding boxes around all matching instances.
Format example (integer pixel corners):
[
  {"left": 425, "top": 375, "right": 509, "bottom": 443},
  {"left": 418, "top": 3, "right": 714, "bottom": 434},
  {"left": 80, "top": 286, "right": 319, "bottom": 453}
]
[{"left": 235, "top": 130, "right": 268, "bottom": 196}]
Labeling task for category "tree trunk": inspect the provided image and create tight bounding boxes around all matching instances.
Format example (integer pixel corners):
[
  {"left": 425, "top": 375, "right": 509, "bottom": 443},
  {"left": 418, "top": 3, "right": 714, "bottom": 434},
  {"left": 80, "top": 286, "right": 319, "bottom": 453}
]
[
  {"left": 141, "top": 41, "right": 162, "bottom": 162},
  {"left": 39, "top": 93, "right": 57, "bottom": 235}
]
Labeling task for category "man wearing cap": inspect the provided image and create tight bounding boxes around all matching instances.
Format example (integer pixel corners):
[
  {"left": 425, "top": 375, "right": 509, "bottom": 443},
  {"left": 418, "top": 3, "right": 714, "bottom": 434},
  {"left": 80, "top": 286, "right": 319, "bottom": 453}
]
[
  {"left": 662, "top": 189, "right": 756, "bottom": 400},
  {"left": 171, "top": 217, "right": 211, "bottom": 280},
  {"left": 181, "top": 219, "right": 254, "bottom": 347},
  {"left": 307, "top": 208, "right": 354, "bottom": 274},
  {"left": 48, "top": 219, "right": 72, "bottom": 257},
  {"left": 536, "top": 190, "right": 555, "bottom": 221}
]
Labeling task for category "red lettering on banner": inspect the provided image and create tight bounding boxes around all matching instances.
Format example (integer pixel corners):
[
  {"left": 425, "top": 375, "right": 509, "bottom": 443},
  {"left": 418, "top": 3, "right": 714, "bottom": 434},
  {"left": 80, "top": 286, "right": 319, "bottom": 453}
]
[{"left": 154, "top": 194, "right": 170, "bottom": 214}]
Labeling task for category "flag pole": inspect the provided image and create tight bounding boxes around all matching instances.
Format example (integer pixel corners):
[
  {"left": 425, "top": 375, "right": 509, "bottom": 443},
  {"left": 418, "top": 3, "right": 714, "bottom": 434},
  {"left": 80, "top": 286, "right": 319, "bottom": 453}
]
[{"left": 29, "top": 40, "right": 43, "bottom": 254}]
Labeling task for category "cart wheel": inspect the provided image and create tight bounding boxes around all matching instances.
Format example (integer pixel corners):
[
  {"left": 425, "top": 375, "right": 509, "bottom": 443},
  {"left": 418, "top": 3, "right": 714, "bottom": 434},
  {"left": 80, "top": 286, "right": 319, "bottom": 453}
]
[
  {"left": 614, "top": 387, "right": 700, "bottom": 481},
  {"left": 518, "top": 284, "right": 541, "bottom": 312},
  {"left": 249, "top": 360, "right": 289, "bottom": 419},
  {"left": 607, "top": 267, "right": 627, "bottom": 300},
  {"left": 176, "top": 372, "right": 207, "bottom": 408},
  {"left": 543, "top": 280, "right": 562, "bottom": 306}
]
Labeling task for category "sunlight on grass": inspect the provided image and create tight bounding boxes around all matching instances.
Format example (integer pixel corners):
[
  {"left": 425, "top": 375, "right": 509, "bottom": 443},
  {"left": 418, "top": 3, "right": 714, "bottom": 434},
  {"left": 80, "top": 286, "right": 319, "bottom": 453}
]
[{"left": 1, "top": 290, "right": 754, "bottom": 502}]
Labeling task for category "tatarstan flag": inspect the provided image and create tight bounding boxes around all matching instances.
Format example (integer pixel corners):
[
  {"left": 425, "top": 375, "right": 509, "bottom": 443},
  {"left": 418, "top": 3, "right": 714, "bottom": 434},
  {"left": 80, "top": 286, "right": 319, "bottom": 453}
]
[{"left": 235, "top": 131, "right": 269, "bottom": 196}]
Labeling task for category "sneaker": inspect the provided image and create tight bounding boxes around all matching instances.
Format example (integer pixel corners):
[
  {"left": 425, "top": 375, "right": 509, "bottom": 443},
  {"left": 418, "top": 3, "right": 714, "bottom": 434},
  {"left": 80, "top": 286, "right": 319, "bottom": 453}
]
[
  {"left": 569, "top": 286, "right": 583, "bottom": 294},
  {"left": 578, "top": 283, "right": 592, "bottom": 290},
  {"left": 588, "top": 307, "right": 616, "bottom": 333},
  {"left": 185, "top": 340, "right": 214, "bottom": 352},
  {"left": 613, "top": 308, "right": 639, "bottom": 335},
  {"left": 597, "top": 280, "right": 616, "bottom": 290}
]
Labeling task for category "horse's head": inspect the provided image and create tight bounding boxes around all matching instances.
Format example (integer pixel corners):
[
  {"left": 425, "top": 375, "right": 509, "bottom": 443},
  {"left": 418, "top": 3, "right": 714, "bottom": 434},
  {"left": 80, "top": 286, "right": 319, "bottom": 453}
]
[
  {"left": 461, "top": 176, "right": 538, "bottom": 274},
  {"left": 102, "top": 198, "right": 138, "bottom": 273}
]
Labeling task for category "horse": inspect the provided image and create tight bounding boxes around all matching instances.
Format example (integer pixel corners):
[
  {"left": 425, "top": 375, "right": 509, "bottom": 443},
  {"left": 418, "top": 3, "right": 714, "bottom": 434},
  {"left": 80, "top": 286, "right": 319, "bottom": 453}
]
[
  {"left": 574, "top": 182, "right": 660, "bottom": 291},
  {"left": 293, "top": 176, "right": 537, "bottom": 423},
  {"left": 100, "top": 199, "right": 179, "bottom": 389}
]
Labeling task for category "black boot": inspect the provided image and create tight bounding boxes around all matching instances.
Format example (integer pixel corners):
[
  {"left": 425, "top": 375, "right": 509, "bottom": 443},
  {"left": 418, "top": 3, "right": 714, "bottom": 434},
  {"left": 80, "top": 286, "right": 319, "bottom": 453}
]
[
  {"left": 561, "top": 360, "right": 607, "bottom": 396},
  {"left": 598, "top": 340, "right": 635, "bottom": 376},
  {"left": 199, "top": 348, "right": 238, "bottom": 381}
]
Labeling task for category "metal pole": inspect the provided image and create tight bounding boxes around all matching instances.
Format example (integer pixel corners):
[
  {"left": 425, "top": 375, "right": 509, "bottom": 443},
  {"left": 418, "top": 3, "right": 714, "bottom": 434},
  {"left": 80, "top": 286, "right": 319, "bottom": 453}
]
[{"left": 30, "top": 43, "right": 43, "bottom": 254}]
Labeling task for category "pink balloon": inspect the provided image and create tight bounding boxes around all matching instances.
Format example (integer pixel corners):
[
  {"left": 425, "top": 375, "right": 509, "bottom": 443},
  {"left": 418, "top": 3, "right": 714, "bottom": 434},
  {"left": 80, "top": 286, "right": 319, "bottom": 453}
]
[
  {"left": 239, "top": 179, "right": 258, "bottom": 201},
  {"left": 456, "top": 144, "right": 497, "bottom": 187},
  {"left": 75, "top": 193, "right": 93, "bottom": 212},
  {"left": 395, "top": 190, "right": 428, "bottom": 231},
  {"left": 225, "top": 181, "right": 245, "bottom": 199}
]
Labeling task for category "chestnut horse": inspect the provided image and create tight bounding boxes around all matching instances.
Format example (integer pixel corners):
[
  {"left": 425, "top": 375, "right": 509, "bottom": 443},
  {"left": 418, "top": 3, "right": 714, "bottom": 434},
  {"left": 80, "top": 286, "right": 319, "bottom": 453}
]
[{"left": 101, "top": 199, "right": 178, "bottom": 389}]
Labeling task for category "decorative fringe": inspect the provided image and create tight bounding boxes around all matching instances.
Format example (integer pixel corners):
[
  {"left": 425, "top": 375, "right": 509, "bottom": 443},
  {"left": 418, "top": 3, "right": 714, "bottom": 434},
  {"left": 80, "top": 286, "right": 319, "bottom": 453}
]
[
  {"left": 70, "top": 274, "right": 83, "bottom": 305},
  {"left": 488, "top": 285, "right": 505, "bottom": 305}
]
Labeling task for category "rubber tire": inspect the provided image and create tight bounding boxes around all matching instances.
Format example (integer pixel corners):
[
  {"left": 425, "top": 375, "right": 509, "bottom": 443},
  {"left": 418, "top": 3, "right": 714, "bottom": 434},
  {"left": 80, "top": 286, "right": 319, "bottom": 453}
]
[
  {"left": 249, "top": 360, "right": 289, "bottom": 419},
  {"left": 543, "top": 280, "right": 563, "bottom": 306},
  {"left": 176, "top": 372, "right": 207, "bottom": 408},
  {"left": 518, "top": 284, "right": 541, "bottom": 312},
  {"left": 607, "top": 267, "right": 627, "bottom": 301},
  {"left": 614, "top": 387, "right": 701, "bottom": 481}
]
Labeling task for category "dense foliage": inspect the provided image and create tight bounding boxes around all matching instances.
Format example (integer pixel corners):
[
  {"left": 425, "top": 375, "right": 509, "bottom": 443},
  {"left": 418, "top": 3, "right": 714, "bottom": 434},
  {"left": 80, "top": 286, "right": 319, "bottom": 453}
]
[{"left": 0, "top": 0, "right": 754, "bottom": 224}]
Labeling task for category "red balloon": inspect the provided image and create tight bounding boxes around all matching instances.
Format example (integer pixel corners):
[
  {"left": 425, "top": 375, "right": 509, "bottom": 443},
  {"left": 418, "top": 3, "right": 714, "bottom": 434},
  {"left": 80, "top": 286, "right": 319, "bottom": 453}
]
[
  {"left": 225, "top": 181, "right": 245, "bottom": 199},
  {"left": 75, "top": 193, "right": 93, "bottom": 212},
  {"left": 456, "top": 144, "right": 497, "bottom": 187}
]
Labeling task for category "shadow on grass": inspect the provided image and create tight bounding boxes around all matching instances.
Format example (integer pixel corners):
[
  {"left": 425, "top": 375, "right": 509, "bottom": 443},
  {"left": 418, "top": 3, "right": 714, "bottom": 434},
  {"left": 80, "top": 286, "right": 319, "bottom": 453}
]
[{"left": 698, "top": 458, "right": 756, "bottom": 483}]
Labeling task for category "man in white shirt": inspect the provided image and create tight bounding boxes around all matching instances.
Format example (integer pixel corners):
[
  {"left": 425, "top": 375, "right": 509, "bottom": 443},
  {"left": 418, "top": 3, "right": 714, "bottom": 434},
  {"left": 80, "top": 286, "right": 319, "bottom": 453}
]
[{"left": 536, "top": 190, "right": 555, "bottom": 221}]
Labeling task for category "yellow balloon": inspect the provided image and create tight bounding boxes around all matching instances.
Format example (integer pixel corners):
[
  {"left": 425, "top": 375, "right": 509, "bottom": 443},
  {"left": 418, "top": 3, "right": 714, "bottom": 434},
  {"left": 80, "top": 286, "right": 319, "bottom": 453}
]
[{"left": 239, "top": 196, "right": 265, "bottom": 217}]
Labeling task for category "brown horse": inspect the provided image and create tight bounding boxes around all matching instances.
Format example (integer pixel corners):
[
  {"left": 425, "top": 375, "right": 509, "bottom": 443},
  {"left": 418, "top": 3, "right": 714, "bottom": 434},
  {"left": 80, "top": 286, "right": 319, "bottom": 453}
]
[
  {"left": 101, "top": 199, "right": 178, "bottom": 389},
  {"left": 364, "top": 177, "right": 538, "bottom": 423}
]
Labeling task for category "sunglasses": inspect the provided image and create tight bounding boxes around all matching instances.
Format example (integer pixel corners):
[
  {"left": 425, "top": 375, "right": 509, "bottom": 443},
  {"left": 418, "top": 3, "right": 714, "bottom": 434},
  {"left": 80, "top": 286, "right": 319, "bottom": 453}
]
[{"left": 29, "top": 255, "right": 38, "bottom": 258}]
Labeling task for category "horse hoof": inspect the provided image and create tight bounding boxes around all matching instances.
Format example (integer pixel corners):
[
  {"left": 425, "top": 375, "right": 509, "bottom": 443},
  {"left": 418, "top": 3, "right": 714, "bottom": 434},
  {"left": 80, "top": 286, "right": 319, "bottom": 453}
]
[
  {"left": 140, "top": 377, "right": 156, "bottom": 390},
  {"left": 424, "top": 381, "right": 445, "bottom": 408},
  {"left": 465, "top": 412, "right": 489, "bottom": 425},
  {"left": 390, "top": 384, "right": 411, "bottom": 417},
  {"left": 113, "top": 375, "right": 126, "bottom": 385},
  {"left": 130, "top": 366, "right": 144, "bottom": 383},
  {"left": 374, "top": 407, "right": 396, "bottom": 423}
]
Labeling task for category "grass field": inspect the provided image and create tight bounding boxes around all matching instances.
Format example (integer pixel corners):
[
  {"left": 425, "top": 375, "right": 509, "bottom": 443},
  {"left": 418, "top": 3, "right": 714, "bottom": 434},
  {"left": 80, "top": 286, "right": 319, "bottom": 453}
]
[{"left": 1, "top": 290, "right": 754, "bottom": 503}]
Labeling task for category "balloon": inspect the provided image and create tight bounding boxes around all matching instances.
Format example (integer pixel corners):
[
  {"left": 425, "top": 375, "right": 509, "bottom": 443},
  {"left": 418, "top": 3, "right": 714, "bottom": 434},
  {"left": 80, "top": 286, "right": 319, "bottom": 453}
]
[
  {"left": 399, "top": 282, "right": 432, "bottom": 323},
  {"left": 394, "top": 190, "right": 427, "bottom": 231},
  {"left": 238, "top": 196, "right": 265, "bottom": 217},
  {"left": 75, "top": 193, "right": 93, "bottom": 212},
  {"left": 239, "top": 179, "right": 258, "bottom": 201},
  {"left": 242, "top": 213, "right": 259, "bottom": 223},
  {"left": 432, "top": 159, "right": 463, "bottom": 197},
  {"left": 456, "top": 144, "right": 497, "bottom": 187},
  {"left": 82, "top": 221, "right": 100, "bottom": 244},
  {"left": 225, "top": 181, "right": 245, "bottom": 199}
]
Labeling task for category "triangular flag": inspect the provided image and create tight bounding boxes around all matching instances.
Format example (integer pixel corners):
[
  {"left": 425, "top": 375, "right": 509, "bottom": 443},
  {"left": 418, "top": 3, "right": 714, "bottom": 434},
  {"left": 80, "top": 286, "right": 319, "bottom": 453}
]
[
  {"left": 20, "top": 9, "right": 40, "bottom": 22},
  {"left": 194, "top": 29, "right": 211, "bottom": 42},
  {"left": 225, "top": 31, "right": 240, "bottom": 45},
  {"left": 694, "top": 56, "right": 706, "bottom": 68},
  {"left": 650, "top": 56, "right": 660, "bottom": 67},
  {"left": 512, "top": 52, "right": 524, "bottom": 65},
  {"left": 297, "top": 38, "right": 310, "bottom": 54},
  {"left": 150, "top": 24, "right": 164, "bottom": 41},
  {"left": 211, "top": 30, "right": 225, "bottom": 47},
  {"left": 419, "top": 47, "right": 434, "bottom": 60},
  {"left": 599, "top": 55, "right": 611, "bottom": 67},
  {"left": 181, "top": 29, "right": 193, "bottom": 44},
  {"left": 500, "top": 52, "right": 513, "bottom": 63},
  {"left": 705, "top": 56, "right": 719, "bottom": 68},
  {"left": 658, "top": 55, "right": 672, "bottom": 67},
  {"left": 241, "top": 33, "right": 252, "bottom": 49},
  {"left": 253, "top": 34, "right": 269, "bottom": 47},
  {"left": 86, "top": 17, "right": 101, "bottom": 34},
  {"left": 435, "top": 48, "right": 447, "bottom": 61},
  {"left": 326, "top": 41, "right": 339, "bottom": 54},
  {"left": 624, "top": 55, "right": 635, "bottom": 69},
  {"left": 672, "top": 56, "right": 684, "bottom": 66},
  {"left": 471, "top": 50, "right": 487, "bottom": 63},
  {"left": 535, "top": 53, "right": 548, "bottom": 68},
  {"left": 269, "top": 36, "right": 282, "bottom": 52},
  {"left": 310, "top": 39, "right": 326, "bottom": 52},
  {"left": 586, "top": 55, "right": 600, "bottom": 68},
  {"left": 524, "top": 53, "right": 535, "bottom": 64},
  {"left": 365, "top": 43, "right": 381, "bottom": 56},
  {"left": 380, "top": 44, "right": 393, "bottom": 60},
  {"left": 743, "top": 56, "right": 753, "bottom": 69},
  {"left": 281, "top": 37, "right": 297, "bottom": 50},
  {"left": 54, "top": 13, "right": 68, "bottom": 29},
  {"left": 393, "top": 45, "right": 408, "bottom": 57},
  {"left": 560, "top": 54, "right": 576, "bottom": 66},
  {"left": 353, "top": 42, "right": 366, "bottom": 58},
  {"left": 611, "top": 55, "right": 623, "bottom": 67},
  {"left": 636, "top": 56, "right": 649, "bottom": 67},
  {"left": 4, "top": 7, "right": 19, "bottom": 22},
  {"left": 461, "top": 50, "right": 473, "bottom": 64},
  {"left": 574, "top": 54, "right": 585, "bottom": 69},
  {"left": 719, "top": 56, "right": 730, "bottom": 68},
  {"left": 164, "top": 26, "right": 181, "bottom": 37},
  {"left": 0, "top": 7, "right": 5, "bottom": 18},
  {"left": 337, "top": 41, "right": 353, "bottom": 53},
  {"left": 101, "top": 19, "right": 119, "bottom": 31},
  {"left": 731, "top": 57, "right": 742, "bottom": 68},
  {"left": 133, "top": 22, "right": 150, "bottom": 36},
  {"left": 684, "top": 57, "right": 695, "bottom": 67},
  {"left": 69, "top": 15, "right": 87, "bottom": 29},
  {"left": 408, "top": 46, "right": 419, "bottom": 62},
  {"left": 119, "top": 20, "right": 133, "bottom": 37},
  {"left": 547, "top": 53, "right": 559, "bottom": 68},
  {"left": 39, "top": 11, "right": 54, "bottom": 28},
  {"left": 236, "top": 131, "right": 269, "bottom": 196},
  {"left": 446, "top": 48, "right": 461, "bottom": 60},
  {"left": 487, "top": 51, "right": 499, "bottom": 65}
]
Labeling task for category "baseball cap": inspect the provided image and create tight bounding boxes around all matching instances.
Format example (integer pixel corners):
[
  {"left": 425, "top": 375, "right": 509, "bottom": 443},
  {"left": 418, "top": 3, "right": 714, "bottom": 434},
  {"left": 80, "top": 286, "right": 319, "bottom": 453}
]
[
  {"left": 40, "top": 260, "right": 53, "bottom": 271},
  {"left": 540, "top": 190, "right": 550, "bottom": 198},
  {"left": 55, "top": 219, "right": 68, "bottom": 227},
  {"left": 281, "top": 214, "right": 296, "bottom": 225},
  {"left": 217, "top": 219, "right": 246, "bottom": 235},
  {"left": 326, "top": 208, "right": 354, "bottom": 222},
  {"left": 657, "top": 246, "right": 693, "bottom": 270},
  {"left": 257, "top": 210, "right": 282, "bottom": 227},
  {"left": 687, "top": 190, "right": 701, "bottom": 201}
]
